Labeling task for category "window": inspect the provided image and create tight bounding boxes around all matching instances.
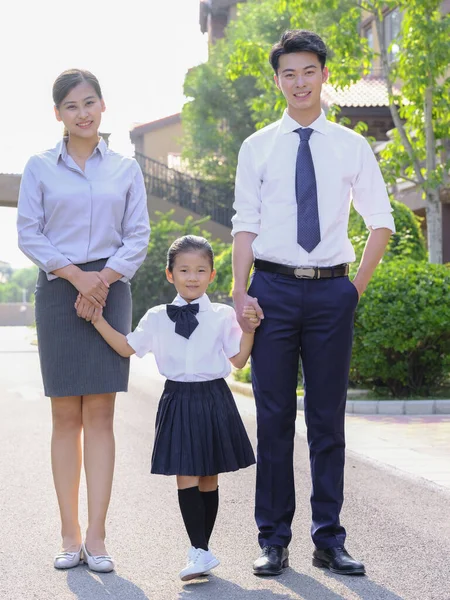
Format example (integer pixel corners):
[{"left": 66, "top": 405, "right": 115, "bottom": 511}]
[{"left": 384, "top": 8, "right": 401, "bottom": 63}]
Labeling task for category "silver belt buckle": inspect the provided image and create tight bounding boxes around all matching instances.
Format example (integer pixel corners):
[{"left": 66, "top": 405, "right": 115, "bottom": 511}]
[{"left": 294, "top": 267, "right": 317, "bottom": 279}]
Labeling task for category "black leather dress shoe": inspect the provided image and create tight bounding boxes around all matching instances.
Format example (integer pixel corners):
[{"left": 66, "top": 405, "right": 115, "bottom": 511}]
[
  {"left": 313, "top": 547, "right": 365, "bottom": 575},
  {"left": 253, "top": 545, "right": 289, "bottom": 576}
]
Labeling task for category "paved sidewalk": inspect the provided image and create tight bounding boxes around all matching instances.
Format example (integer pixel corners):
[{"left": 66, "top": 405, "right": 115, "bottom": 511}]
[
  {"left": 296, "top": 413, "right": 450, "bottom": 491},
  {"left": 230, "top": 378, "right": 450, "bottom": 492}
]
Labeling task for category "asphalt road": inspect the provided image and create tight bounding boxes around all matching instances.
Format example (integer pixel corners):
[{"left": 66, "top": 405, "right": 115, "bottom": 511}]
[{"left": 0, "top": 328, "right": 449, "bottom": 600}]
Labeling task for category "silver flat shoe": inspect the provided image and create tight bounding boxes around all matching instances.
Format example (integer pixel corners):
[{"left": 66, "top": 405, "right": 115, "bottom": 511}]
[
  {"left": 54, "top": 546, "right": 83, "bottom": 569},
  {"left": 82, "top": 542, "right": 115, "bottom": 573}
]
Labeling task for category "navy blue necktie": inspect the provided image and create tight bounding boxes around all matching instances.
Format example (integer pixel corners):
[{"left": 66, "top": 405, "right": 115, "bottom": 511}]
[
  {"left": 166, "top": 303, "right": 199, "bottom": 339},
  {"left": 294, "top": 127, "right": 321, "bottom": 252}
]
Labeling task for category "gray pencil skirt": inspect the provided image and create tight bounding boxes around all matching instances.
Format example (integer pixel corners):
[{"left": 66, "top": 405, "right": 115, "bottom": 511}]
[{"left": 35, "top": 258, "right": 131, "bottom": 398}]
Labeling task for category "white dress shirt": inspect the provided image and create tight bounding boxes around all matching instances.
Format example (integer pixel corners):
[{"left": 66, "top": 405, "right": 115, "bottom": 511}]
[
  {"left": 232, "top": 110, "right": 396, "bottom": 267},
  {"left": 17, "top": 138, "right": 150, "bottom": 281},
  {"left": 126, "top": 293, "right": 242, "bottom": 382}
]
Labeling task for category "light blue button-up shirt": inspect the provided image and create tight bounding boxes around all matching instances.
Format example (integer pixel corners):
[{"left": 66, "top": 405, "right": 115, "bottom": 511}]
[{"left": 17, "top": 138, "right": 150, "bottom": 281}]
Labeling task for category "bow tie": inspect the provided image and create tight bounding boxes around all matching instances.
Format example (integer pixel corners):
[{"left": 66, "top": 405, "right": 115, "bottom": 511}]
[{"left": 166, "top": 303, "right": 200, "bottom": 339}]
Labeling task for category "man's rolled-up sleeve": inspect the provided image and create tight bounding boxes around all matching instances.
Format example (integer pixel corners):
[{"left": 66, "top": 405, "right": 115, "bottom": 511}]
[
  {"left": 231, "top": 140, "right": 262, "bottom": 236},
  {"left": 352, "top": 139, "right": 396, "bottom": 233}
]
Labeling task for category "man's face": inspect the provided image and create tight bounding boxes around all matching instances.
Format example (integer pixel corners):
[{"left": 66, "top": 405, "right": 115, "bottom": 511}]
[{"left": 275, "top": 51, "right": 328, "bottom": 116}]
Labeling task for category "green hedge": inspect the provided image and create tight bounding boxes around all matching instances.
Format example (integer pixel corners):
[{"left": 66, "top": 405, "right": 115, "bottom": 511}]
[
  {"left": 348, "top": 198, "right": 427, "bottom": 269},
  {"left": 351, "top": 260, "right": 450, "bottom": 397}
]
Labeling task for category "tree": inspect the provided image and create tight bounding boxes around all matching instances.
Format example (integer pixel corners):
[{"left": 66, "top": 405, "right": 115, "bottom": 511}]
[
  {"left": 182, "top": 0, "right": 347, "bottom": 183},
  {"left": 0, "top": 265, "right": 38, "bottom": 302},
  {"left": 275, "top": 0, "right": 450, "bottom": 263}
]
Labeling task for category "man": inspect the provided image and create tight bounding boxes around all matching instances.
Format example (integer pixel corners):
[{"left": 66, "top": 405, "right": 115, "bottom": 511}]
[{"left": 231, "top": 30, "right": 395, "bottom": 577}]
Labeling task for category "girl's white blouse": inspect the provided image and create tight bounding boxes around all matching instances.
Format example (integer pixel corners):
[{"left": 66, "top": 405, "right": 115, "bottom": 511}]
[{"left": 126, "top": 293, "right": 242, "bottom": 382}]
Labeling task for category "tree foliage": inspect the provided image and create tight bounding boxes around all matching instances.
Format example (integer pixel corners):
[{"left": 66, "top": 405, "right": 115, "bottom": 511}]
[
  {"left": 0, "top": 265, "right": 38, "bottom": 303},
  {"left": 182, "top": 1, "right": 292, "bottom": 184},
  {"left": 348, "top": 198, "right": 427, "bottom": 270}
]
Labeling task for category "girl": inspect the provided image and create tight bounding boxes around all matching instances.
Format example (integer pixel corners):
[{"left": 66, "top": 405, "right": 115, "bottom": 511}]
[
  {"left": 17, "top": 69, "right": 150, "bottom": 572},
  {"left": 85, "top": 235, "right": 258, "bottom": 580}
]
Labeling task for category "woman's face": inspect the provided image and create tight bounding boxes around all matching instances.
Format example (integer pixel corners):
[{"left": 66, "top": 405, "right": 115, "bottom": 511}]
[{"left": 54, "top": 81, "right": 105, "bottom": 139}]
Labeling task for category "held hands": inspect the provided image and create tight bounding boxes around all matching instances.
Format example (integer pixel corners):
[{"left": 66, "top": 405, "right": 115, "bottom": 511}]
[
  {"left": 242, "top": 305, "right": 261, "bottom": 331},
  {"left": 75, "top": 293, "right": 104, "bottom": 323},
  {"left": 74, "top": 294, "right": 95, "bottom": 321},
  {"left": 233, "top": 291, "right": 264, "bottom": 334},
  {"left": 91, "top": 306, "right": 103, "bottom": 325},
  {"left": 73, "top": 271, "right": 109, "bottom": 308}
]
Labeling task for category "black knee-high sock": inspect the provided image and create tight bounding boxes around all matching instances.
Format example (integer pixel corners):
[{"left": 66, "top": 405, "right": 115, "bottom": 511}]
[
  {"left": 201, "top": 487, "right": 219, "bottom": 545},
  {"left": 178, "top": 486, "right": 208, "bottom": 551}
]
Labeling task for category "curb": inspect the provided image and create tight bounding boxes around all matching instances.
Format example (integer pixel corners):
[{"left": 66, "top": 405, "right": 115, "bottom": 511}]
[{"left": 228, "top": 379, "right": 450, "bottom": 415}]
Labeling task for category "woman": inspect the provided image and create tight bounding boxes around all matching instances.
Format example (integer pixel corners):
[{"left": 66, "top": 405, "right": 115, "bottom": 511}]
[{"left": 17, "top": 69, "right": 150, "bottom": 572}]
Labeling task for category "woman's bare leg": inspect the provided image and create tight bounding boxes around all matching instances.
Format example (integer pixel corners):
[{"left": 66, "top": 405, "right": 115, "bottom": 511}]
[
  {"left": 82, "top": 393, "right": 116, "bottom": 555},
  {"left": 51, "top": 396, "right": 83, "bottom": 551}
]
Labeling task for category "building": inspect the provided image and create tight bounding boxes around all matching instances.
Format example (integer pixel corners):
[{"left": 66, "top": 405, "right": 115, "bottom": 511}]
[
  {"left": 129, "top": 114, "right": 183, "bottom": 167},
  {"left": 199, "top": 0, "right": 246, "bottom": 46}
]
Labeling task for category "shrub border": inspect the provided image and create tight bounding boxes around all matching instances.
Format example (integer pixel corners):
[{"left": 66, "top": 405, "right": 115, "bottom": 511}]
[{"left": 228, "top": 379, "right": 450, "bottom": 415}]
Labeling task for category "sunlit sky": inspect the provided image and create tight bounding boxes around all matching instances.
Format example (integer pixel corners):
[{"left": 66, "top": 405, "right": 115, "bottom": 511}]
[{"left": 0, "top": 0, "right": 208, "bottom": 268}]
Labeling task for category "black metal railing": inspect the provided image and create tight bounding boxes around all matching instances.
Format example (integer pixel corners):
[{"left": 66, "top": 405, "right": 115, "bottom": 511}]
[{"left": 135, "top": 153, "right": 234, "bottom": 228}]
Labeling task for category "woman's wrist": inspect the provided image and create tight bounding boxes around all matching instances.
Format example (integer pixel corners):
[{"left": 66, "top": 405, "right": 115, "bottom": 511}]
[{"left": 100, "top": 267, "right": 121, "bottom": 285}]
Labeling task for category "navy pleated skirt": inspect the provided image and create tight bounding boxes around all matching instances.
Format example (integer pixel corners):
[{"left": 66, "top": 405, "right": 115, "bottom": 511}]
[
  {"left": 151, "top": 378, "right": 256, "bottom": 476},
  {"left": 35, "top": 258, "right": 131, "bottom": 397}
]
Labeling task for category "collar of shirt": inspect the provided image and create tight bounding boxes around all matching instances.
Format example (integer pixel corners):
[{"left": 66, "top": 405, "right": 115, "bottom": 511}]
[
  {"left": 55, "top": 136, "right": 107, "bottom": 164},
  {"left": 171, "top": 293, "right": 212, "bottom": 312},
  {"left": 278, "top": 109, "right": 329, "bottom": 137}
]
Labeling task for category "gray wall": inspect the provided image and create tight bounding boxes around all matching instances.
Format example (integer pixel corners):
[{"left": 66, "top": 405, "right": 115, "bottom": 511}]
[{"left": 0, "top": 303, "right": 35, "bottom": 326}]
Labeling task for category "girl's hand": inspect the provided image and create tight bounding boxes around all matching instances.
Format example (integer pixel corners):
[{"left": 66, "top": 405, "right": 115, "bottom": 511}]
[
  {"left": 74, "top": 293, "right": 95, "bottom": 321},
  {"left": 243, "top": 305, "right": 261, "bottom": 328},
  {"left": 72, "top": 271, "right": 109, "bottom": 308},
  {"left": 91, "top": 306, "right": 104, "bottom": 325}
]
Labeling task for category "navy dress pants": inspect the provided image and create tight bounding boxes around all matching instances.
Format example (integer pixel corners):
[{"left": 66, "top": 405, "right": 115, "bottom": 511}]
[{"left": 249, "top": 269, "right": 359, "bottom": 550}]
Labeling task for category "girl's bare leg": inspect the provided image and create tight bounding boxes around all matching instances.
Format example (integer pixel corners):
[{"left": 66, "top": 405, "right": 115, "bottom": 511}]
[
  {"left": 82, "top": 393, "right": 116, "bottom": 555},
  {"left": 198, "top": 475, "right": 218, "bottom": 492},
  {"left": 177, "top": 476, "right": 200, "bottom": 489},
  {"left": 51, "top": 396, "right": 83, "bottom": 551}
]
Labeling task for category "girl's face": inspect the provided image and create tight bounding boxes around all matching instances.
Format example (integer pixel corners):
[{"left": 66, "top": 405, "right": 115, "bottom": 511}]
[
  {"left": 54, "top": 81, "right": 105, "bottom": 140},
  {"left": 166, "top": 251, "right": 216, "bottom": 302}
]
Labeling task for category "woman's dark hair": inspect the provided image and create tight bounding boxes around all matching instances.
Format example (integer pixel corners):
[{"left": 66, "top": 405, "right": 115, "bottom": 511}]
[
  {"left": 167, "top": 235, "right": 214, "bottom": 272},
  {"left": 53, "top": 69, "right": 103, "bottom": 137},
  {"left": 269, "top": 30, "right": 327, "bottom": 73}
]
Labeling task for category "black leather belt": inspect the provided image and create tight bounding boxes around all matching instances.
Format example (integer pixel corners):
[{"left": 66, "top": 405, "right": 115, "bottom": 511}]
[{"left": 254, "top": 259, "right": 349, "bottom": 279}]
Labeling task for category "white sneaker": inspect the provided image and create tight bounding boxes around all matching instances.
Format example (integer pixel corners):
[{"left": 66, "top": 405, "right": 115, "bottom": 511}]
[
  {"left": 187, "top": 546, "right": 212, "bottom": 575},
  {"left": 179, "top": 547, "right": 220, "bottom": 581}
]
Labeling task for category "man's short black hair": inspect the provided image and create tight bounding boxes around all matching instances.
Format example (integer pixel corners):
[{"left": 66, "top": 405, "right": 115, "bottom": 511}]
[{"left": 269, "top": 30, "right": 327, "bottom": 73}]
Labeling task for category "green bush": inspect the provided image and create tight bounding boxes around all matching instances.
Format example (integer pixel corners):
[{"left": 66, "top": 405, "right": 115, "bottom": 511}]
[
  {"left": 348, "top": 198, "right": 427, "bottom": 271},
  {"left": 351, "top": 260, "right": 450, "bottom": 397},
  {"left": 233, "top": 363, "right": 252, "bottom": 383}
]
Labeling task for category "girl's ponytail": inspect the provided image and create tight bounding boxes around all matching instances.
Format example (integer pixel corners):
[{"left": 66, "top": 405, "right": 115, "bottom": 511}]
[{"left": 63, "top": 126, "right": 69, "bottom": 138}]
